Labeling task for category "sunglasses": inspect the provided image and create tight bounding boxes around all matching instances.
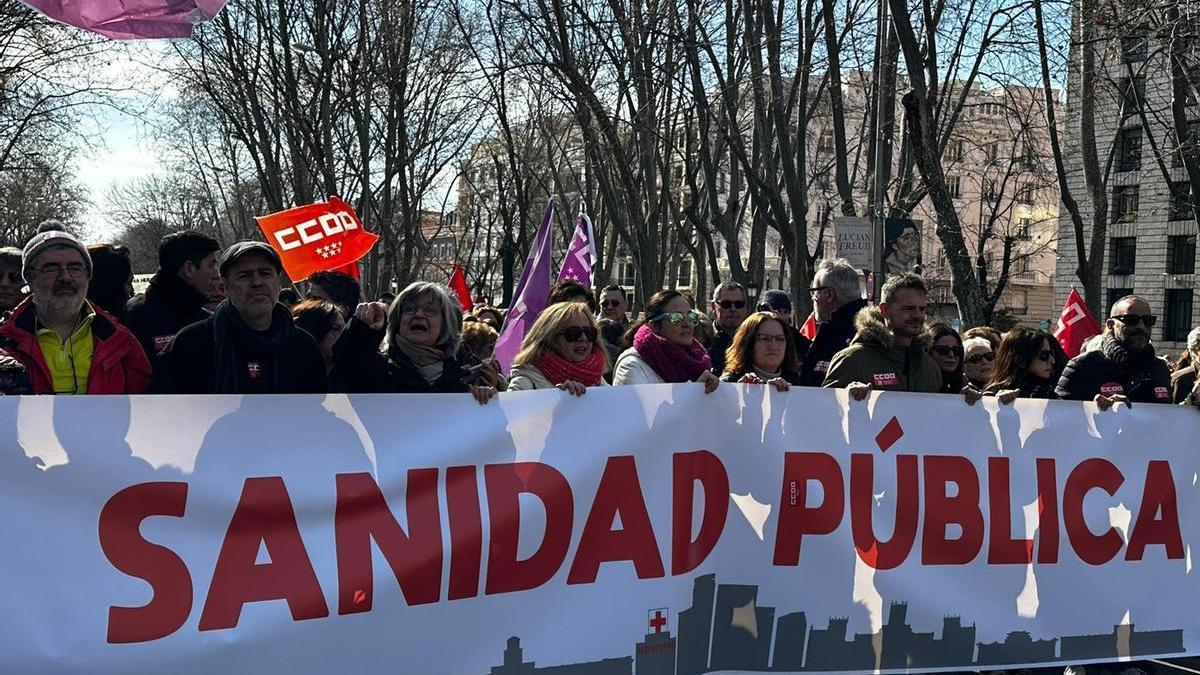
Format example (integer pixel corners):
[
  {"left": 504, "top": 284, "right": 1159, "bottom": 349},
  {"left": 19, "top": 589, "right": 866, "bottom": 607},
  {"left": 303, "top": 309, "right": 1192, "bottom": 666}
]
[
  {"left": 559, "top": 326, "right": 598, "bottom": 343},
  {"left": 717, "top": 300, "right": 746, "bottom": 310},
  {"left": 965, "top": 352, "right": 995, "bottom": 365},
  {"left": 930, "top": 344, "right": 964, "bottom": 358},
  {"left": 1112, "top": 314, "right": 1156, "bottom": 328},
  {"left": 601, "top": 299, "right": 622, "bottom": 308},
  {"left": 808, "top": 286, "right": 831, "bottom": 295},
  {"left": 1036, "top": 349, "right": 1055, "bottom": 362},
  {"left": 652, "top": 311, "right": 702, "bottom": 327}
]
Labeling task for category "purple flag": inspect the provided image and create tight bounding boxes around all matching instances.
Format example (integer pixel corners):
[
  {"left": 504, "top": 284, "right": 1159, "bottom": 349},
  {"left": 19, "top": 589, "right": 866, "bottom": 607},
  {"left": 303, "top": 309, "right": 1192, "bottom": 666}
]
[
  {"left": 17, "top": 0, "right": 230, "bottom": 39},
  {"left": 493, "top": 200, "right": 555, "bottom": 373},
  {"left": 556, "top": 213, "right": 596, "bottom": 289}
]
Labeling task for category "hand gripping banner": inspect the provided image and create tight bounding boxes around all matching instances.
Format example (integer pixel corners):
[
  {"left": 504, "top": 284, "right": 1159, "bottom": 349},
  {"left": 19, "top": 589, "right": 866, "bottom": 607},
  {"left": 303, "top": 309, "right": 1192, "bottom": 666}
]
[
  {"left": 1, "top": 387, "right": 1198, "bottom": 674},
  {"left": 255, "top": 196, "right": 379, "bottom": 281}
]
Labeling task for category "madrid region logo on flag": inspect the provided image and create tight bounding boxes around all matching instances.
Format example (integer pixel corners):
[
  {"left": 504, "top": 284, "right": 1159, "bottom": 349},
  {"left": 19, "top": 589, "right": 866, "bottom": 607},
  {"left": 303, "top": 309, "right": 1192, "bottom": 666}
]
[{"left": 255, "top": 196, "right": 379, "bottom": 281}]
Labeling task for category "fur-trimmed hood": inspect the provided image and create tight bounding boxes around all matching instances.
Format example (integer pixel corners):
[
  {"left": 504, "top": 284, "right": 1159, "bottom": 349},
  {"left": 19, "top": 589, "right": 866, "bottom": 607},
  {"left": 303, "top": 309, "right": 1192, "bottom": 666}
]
[{"left": 850, "top": 306, "right": 933, "bottom": 351}]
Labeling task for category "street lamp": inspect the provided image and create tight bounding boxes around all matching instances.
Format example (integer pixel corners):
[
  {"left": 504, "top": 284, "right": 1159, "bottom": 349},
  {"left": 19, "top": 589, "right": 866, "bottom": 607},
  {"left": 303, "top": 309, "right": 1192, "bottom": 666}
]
[{"left": 746, "top": 280, "right": 760, "bottom": 302}]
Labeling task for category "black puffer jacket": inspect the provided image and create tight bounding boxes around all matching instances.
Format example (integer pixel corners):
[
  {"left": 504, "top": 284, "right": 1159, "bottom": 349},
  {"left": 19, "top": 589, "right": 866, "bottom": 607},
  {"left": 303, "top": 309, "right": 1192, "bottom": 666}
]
[
  {"left": 800, "top": 298, "right": 868, "bottom": 387},
  {"left": 334, "top": 318, "right": 477, "bottom": 393},
  {"left": 1055, "top": 334, "right": 1173, "bottom": 403},
  {"left": 125, "top": 272, "right": 211, "bottom": 359}
]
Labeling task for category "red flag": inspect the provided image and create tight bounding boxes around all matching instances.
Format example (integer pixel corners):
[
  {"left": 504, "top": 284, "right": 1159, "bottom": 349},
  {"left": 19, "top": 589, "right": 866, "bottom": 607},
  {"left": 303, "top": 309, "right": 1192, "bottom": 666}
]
[
  {"left": 449, "top": 266, "right": 473, "bottom": 312},
  {"left": 799, "top": 311, "right": 819, "bottom": 341},
  {"left": 255, "top": 196, "right": 379, "bottom": 281},
  {"left": 1054, "top": 287, "right": 1102, "bottom": 358}
]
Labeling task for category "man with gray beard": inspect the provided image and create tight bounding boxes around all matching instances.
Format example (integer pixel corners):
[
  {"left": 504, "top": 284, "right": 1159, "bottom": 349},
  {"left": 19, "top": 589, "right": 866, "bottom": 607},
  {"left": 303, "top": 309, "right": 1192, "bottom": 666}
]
[{"left": 0, "top": 228, "right": 150, "bottom": 394}]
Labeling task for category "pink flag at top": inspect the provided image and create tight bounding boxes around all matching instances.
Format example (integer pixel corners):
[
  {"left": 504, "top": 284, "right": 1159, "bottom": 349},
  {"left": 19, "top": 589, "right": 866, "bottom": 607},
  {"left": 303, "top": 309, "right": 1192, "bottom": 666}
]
[
  {"left": 493, "top": 200, "right": 556, "bottom": 373},
  {"left": 1054, "top": 287, "right": 1102, "bottom": 359},
  {"left": 17, "top": 0, "right": 230, "bottom": 39},
  {"left": 557, "top": 212, "right": 597, "bottom": 288}
]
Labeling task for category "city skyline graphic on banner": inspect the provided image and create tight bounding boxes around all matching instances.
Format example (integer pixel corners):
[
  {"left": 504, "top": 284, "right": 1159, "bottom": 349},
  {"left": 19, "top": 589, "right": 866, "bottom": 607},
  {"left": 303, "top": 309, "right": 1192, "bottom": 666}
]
[{"left": 469, "top": 574, "right": 1185, "bottom": 675}]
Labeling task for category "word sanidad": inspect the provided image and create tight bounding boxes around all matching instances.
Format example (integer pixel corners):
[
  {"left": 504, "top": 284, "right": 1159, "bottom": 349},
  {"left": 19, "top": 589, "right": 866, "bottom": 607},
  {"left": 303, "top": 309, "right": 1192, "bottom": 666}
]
[{"left": 98, "top": 451, "right": 1181, "bottom": 645}]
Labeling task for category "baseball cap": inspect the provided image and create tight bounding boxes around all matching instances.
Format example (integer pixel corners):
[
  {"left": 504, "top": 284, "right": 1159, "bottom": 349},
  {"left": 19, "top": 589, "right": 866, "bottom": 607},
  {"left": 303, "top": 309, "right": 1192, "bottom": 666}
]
[
  {"left": 219, "top": 241, "right": 283, "bottom": 278},
  {"left": 759, "top": 289, "right": 792, "bottom": 312}
]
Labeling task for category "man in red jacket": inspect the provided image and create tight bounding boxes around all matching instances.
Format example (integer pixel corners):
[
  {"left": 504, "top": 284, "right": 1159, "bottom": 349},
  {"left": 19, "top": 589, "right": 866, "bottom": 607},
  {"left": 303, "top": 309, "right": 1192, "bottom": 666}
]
[{"left": 0, "top": 228, "right": 150, "bottom": 395}]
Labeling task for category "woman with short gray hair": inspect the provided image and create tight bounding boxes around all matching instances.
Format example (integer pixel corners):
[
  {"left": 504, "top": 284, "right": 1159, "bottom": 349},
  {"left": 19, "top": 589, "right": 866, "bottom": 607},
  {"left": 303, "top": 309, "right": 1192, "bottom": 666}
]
[{"left": 334, "top": 281, "right": 499, "bottom": 403}]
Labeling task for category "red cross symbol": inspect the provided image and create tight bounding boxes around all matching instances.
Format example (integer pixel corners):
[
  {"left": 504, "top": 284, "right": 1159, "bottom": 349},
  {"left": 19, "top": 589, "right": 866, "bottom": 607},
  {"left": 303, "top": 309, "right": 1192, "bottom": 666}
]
[{"left": 649, "top": 609, "right": 667, "bottom": 634}]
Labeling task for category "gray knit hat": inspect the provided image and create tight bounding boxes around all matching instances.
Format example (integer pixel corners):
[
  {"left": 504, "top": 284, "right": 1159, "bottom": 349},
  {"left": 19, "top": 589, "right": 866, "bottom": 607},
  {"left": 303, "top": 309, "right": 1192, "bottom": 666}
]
[{"left": 22, "top": 229, "right": 92, "bottom": 282}]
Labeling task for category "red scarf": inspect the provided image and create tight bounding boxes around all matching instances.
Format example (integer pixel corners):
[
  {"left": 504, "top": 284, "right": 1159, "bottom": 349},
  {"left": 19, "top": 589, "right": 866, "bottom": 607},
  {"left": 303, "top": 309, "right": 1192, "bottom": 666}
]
[
  {"left": 534, "top": 346, "right": 606, "bottom": 386},
  {"left": 632, "top": 324, "right": 712, "bottom": 383}
]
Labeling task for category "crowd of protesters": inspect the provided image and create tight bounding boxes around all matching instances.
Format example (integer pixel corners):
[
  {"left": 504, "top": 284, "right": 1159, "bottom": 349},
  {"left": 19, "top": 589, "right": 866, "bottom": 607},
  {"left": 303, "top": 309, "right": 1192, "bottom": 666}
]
[{"left": 0, "top": 221, "right": 1197, "bottom": 414}]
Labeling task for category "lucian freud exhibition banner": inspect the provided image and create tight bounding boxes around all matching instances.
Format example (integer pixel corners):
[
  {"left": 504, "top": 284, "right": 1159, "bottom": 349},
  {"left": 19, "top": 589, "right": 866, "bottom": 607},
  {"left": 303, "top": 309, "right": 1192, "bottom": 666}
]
[{"left": 1, "top": 386, "right": 1197, "bottom": 674}]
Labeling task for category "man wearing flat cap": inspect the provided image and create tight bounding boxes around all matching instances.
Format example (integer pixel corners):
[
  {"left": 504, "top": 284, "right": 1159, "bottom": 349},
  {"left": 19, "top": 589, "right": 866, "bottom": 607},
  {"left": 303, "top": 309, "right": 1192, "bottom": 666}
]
[
  {"left": 153, "top": 241, "right": 327, "bottom": 394},
  {"left": 0, "top": 225, "right": 150, "bottom": 394}
]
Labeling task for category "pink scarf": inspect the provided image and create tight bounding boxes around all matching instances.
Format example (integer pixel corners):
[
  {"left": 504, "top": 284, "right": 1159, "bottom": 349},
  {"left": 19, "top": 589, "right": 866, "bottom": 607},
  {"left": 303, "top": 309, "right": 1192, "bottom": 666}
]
[
  {"left": 632, "top": 324, "right": 712, "bottom": 383},
  {"left": 534, "top": 346, "right": 606, "bottom": 386}
]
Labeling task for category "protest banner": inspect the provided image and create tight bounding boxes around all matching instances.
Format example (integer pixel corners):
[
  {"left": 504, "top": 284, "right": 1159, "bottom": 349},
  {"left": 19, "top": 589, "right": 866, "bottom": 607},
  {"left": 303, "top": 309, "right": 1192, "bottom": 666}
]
[
  {"left": 255, "top": 196, "right": 380, "bottom": 281},
  {"left": 1, "top": 387, "right": 1197, "bottom": 674}
]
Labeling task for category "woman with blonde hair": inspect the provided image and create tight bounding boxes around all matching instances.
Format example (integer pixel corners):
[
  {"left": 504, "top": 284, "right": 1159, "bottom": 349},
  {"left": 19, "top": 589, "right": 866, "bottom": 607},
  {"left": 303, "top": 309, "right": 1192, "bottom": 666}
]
[{"left": 509, "top": 302, "right": 608, "bottom": 396}]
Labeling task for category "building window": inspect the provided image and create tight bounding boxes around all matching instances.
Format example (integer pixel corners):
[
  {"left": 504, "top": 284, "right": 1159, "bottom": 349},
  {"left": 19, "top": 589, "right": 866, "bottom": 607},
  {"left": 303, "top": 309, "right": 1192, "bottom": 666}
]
[
  {"left": 946, "top": 176, "right": 962, "bottom": 199},
  {"left": 1121, "top": 35, "right": 1147, "bottom": 63},
  {"left": 1167, "top": 235, "right": 1197, "bottom": 275},
  {"left": 1164, "top": 289, "right": 1194, "bottom": 342},
  {"left": 1109, "top": 237, "right": 1137, "bottom": 275},
  {"left": 1175, "top": 121, "right": 1200, "bottom": 168},
  {"left": 1108, "top": 286, "right": 1134, "bottom": 309},
  {"left": 675, "top": 258, "right": 693, "bottom": 288},
  {"left": 946, "top": 140, "right": 965, "bottom": 162},
  {"left": 1112, "top": 185, "right": 1139, "bottom": 223},
  {"left": 1016, "top": 183, "right": 1035, "bottom": 204},
  {"left": 617, "top": 261, "right": 636, "bottom": 287},
  {"left": 1170, "top": 181, "right": 1194, "bottom": 221},
  {"left": 1120, "top": 77, "right": 1145, "bottom": 115},
  {"left": 986, "top": 142, "right": 1000, "bottom": 161},
  {"left": 1017, "top": 217, "right": 1033, "bottom": 240},
  {"left": 982, "top": 179, "right": 998, "bottom": 201},
  {"left": 1116, "top": 127, "right": 1142, "bottom": 172}
]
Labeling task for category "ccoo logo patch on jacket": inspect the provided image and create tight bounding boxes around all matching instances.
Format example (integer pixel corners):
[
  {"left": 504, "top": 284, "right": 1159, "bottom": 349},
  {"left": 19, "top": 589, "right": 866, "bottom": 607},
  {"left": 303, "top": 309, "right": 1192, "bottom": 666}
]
[
  {"left": 1155, "top": 386, "right": 1170, "bottom": 400},
  {"left": 873, "top": 372, "right": 899, "bottom": 388},
  {"left": 1100, "top": 382, "right": 1125, "bottom": 396},
  {"left": 247, "top": 362, "right": 263, "bottom": 380},
  {"left": 815, "top": 360, "right": 830, "bottom": 373},
  {"left": 152, "top": 335, "right": 175, "bottom": 353}
]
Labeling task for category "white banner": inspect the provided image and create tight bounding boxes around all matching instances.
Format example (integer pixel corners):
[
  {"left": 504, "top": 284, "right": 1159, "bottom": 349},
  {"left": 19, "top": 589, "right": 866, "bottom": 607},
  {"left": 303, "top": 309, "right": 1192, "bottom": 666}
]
[{"left": 1, "top": 387, "right": 1198, "bottom": 674}]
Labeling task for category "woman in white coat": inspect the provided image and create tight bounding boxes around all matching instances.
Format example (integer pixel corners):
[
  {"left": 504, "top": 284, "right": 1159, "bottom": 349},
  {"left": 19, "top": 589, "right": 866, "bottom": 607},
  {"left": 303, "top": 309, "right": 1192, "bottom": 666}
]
[
  {"left": 508, "top": 302, "right": 609, "bottom": 395},
  {"left": 611, "top": 290, "right": 720, "bottom": 393}
]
